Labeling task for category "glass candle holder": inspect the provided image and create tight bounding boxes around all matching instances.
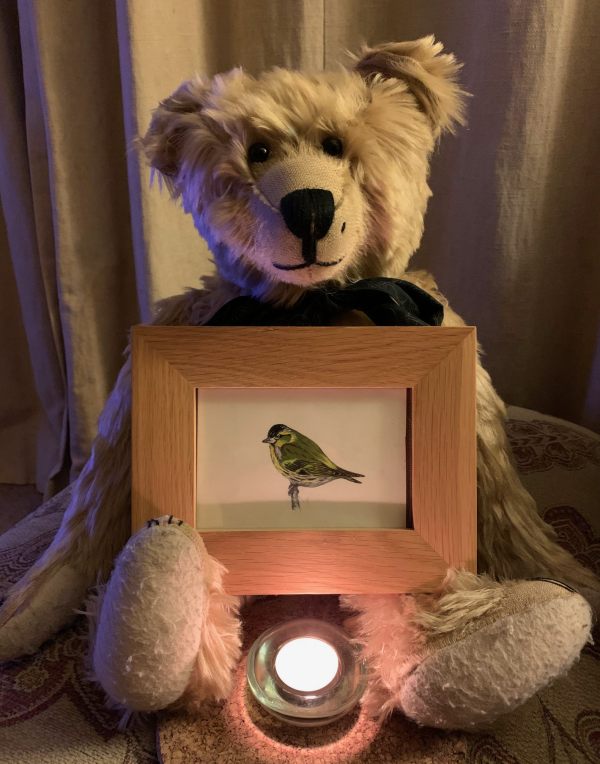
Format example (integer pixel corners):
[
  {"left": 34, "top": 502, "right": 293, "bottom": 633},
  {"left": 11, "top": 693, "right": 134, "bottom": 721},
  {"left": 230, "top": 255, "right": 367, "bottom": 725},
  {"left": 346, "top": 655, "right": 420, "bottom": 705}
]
[{"left": 246, "top": 618, "right": 367, "bottom": 726}]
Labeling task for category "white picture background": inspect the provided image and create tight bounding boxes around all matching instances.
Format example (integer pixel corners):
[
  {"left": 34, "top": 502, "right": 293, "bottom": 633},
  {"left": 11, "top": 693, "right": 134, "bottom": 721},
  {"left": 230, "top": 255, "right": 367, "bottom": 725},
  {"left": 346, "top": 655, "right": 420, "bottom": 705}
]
[{"left": 196, "top": 388, "right": 407, "bottom": 530}]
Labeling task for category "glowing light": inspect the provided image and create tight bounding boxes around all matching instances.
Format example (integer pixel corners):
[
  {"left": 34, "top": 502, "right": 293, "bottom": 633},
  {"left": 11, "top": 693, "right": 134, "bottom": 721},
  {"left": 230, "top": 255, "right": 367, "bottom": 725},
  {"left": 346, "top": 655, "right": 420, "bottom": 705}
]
[{"left": 274, "top": 637, "right": 340, "bottom": 692}]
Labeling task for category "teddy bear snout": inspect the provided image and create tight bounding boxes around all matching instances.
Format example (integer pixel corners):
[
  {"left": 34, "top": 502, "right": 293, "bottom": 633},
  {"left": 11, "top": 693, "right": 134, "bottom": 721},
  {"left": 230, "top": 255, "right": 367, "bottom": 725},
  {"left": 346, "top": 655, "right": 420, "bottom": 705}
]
[
  {"left": 280, "top": 188, "right": 335, "bottom": 263},
  {"left": 251, "top": 154, "right": 363, "bottom": 278}
]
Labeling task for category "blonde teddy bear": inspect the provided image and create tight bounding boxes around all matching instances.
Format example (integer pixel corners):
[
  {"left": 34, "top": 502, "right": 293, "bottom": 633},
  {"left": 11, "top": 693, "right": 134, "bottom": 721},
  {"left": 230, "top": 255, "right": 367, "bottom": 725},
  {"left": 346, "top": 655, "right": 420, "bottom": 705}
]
[{"left": 1, "top": 37, "right": 596, "bottom": 730}]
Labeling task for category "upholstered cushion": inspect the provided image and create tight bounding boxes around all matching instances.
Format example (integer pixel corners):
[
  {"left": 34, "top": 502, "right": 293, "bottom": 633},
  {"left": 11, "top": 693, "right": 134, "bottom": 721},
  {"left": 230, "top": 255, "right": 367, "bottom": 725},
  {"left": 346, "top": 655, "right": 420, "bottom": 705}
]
[{"left": 0, "top": 406, "right": 598, "bottom": 763}]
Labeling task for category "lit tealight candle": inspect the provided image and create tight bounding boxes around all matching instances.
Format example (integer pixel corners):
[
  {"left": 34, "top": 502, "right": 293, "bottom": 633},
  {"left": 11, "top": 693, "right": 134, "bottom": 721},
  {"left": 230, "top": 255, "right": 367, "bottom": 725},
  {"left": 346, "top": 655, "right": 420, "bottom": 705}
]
[
  {"left": 248, "top": 619, "right": 367, "bottom": 725},
  {"left": 274, "top": 637, "right": 340, "bottom": 692}
]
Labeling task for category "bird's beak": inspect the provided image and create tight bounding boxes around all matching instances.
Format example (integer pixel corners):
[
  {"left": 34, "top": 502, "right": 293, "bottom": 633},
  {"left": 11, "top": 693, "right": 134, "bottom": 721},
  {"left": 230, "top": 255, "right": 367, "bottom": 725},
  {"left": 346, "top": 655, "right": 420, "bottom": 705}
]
[{"left": 262, "top": 437, "right": 276, "bottom": 444}]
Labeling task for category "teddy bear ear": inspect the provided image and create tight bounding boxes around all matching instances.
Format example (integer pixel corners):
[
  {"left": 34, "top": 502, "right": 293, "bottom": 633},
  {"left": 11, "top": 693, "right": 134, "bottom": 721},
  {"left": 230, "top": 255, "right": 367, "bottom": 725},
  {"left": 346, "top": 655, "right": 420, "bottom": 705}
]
[
  {"left": 140, "top": 77, "right": 210, "bottom": 191},
  {"left": 353, "top": 36, "right": 467, "bottom": 137}
]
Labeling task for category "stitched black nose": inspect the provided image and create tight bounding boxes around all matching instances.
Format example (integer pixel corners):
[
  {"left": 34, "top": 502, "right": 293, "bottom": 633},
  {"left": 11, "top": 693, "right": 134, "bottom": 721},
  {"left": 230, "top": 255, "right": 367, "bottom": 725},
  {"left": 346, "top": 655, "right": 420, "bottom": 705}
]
[{"left": 280, "top": 189, "right": 335, "bottom": 263}]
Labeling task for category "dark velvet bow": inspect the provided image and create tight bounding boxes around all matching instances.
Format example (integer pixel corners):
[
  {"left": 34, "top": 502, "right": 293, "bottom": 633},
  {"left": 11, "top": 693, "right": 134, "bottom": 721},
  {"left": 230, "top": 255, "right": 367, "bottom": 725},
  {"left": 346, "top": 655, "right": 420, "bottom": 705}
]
[{"left": 206, "top": 278, "right": 443, "bottom": 327}]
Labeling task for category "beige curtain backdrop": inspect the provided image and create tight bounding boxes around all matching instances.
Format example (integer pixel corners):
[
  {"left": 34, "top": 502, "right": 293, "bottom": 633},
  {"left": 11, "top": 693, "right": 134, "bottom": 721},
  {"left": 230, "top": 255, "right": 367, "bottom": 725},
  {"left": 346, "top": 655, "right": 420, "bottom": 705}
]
[{"left": 1, "top": 0, "right": 599, "bottom": 496}]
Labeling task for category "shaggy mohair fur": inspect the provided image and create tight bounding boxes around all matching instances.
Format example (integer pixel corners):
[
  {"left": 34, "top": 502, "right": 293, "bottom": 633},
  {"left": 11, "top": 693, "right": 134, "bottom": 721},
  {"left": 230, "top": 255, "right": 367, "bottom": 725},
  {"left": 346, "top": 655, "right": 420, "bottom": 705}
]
[{"left": 0, "top": 37, "right": 597, "bottom": 727}]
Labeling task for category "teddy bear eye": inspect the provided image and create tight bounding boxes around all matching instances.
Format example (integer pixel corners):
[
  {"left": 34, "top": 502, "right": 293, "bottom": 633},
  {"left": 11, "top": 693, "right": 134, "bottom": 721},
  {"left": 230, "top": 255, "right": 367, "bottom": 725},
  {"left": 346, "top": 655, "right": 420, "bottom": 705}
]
[
  {"left": 248, "top": 143, "right": 270, "bottom": 163},
  {"left": 321, "top": 136, "right": 344, "bottom": 157}
]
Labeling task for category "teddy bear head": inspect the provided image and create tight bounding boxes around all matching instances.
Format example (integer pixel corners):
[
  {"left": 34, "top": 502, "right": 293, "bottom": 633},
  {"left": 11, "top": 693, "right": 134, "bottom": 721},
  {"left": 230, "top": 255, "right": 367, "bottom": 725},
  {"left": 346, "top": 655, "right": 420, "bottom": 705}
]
[{"left": 142, "top": 37, "right": 465, "bottom": 301}]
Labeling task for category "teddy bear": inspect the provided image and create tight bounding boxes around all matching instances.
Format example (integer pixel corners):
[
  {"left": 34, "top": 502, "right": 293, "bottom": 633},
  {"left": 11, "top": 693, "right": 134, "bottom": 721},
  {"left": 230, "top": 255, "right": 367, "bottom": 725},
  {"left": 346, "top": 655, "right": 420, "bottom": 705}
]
[{"left": 0, "top": 37, "right": 597, "bottom": 731}]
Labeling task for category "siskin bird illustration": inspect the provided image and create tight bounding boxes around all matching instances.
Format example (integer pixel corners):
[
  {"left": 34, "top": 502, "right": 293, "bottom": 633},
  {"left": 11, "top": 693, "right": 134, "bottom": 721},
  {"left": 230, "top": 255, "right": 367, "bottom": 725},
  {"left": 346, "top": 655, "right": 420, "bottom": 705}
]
[{"left": 262, "top": 423, "right": 364, "bottom": 510}]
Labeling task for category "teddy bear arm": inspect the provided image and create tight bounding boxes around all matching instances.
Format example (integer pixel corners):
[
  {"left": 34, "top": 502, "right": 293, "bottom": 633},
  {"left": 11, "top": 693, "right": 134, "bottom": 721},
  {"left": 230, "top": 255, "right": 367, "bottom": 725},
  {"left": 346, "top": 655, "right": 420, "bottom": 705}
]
[
  {"left": 474, "top": 361, "right": 599, "bottom": 590},
  {"left": 404, "top": 270, "right": 598, "bottom": 590},
  {"left": 0, "top": 353, "right": 134, "bottom": 661},
  {"left": 0, "top": 282, "right": 238, "bottom": 661}
]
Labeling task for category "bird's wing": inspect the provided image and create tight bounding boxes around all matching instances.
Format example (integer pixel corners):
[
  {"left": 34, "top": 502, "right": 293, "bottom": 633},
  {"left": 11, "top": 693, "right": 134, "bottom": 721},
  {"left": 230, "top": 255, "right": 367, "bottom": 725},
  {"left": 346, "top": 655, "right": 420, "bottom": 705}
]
[
  {"left": 283, "top": 458, "right": 342, "bottom": 479},
  {"left": 282, "top": 439, "right": 339, "bottom": 470},
  {"left": 281, "top": 438, "right": 364, "bottom": 479}
]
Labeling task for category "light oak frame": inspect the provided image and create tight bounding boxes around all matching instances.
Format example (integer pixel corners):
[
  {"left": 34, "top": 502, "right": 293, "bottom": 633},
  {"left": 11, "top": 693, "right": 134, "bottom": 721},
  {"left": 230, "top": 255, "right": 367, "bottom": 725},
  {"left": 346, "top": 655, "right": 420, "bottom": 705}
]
[{"left": 132, "top": 326, "right": 477, "bottom": 595}]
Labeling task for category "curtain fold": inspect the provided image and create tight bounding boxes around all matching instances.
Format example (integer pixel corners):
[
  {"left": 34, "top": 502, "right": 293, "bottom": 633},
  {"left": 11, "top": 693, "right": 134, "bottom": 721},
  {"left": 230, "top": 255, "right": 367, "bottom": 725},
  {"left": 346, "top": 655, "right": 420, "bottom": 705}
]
[
  {"left": 0, "top": 0, "right": 66, "bottom": 493},
  {"left": 1, "top": 0, "right": 599, "bottom": 497}
]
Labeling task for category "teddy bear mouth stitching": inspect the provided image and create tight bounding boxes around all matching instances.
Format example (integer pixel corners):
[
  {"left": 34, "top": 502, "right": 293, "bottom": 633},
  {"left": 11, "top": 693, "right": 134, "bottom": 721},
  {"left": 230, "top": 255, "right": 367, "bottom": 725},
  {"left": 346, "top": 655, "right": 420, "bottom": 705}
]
[{"left": 273, "top": 256, "right": 345, "bottom": 271}]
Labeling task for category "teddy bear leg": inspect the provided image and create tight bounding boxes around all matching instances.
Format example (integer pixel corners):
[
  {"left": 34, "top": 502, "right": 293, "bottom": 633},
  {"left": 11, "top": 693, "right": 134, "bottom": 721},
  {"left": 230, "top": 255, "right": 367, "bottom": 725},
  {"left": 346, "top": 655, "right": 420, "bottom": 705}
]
[
  {"left": 343, "top": 572, "right": 592, "bottom": 730},
  {"left": 90, "top": 516, "right": 241, "bottom": 716}
]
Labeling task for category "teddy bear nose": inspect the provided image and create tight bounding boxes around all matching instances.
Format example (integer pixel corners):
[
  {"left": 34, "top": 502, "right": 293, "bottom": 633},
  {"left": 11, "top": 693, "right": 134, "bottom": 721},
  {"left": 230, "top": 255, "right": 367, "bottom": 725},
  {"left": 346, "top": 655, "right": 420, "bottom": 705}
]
[{"left": 280, "top": 189, "right": 335, "bottom": 244}]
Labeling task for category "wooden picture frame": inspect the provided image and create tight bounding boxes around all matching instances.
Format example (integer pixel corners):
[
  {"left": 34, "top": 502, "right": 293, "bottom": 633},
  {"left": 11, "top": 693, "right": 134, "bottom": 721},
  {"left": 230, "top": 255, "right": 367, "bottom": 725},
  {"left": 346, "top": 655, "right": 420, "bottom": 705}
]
[{"left": 132, "top": 326, "right": 477, "bottom": 594}]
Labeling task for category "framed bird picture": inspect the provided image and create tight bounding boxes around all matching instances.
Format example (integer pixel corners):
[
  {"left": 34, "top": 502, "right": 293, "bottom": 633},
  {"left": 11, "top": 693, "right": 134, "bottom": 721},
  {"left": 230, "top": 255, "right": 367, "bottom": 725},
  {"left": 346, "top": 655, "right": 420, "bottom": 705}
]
[
  {"left": 195, "top": 388, "right": 408, "bottom": 530},
  {"left": 131, "top": 326, "right": 477, "bottom": 594}
]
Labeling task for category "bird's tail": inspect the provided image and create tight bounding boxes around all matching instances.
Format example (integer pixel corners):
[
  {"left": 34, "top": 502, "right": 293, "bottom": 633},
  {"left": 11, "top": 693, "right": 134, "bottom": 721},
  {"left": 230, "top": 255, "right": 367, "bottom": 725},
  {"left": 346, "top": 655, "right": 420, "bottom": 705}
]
[{"left": 340, "top": 470, "right": 364, "bottom": 484}]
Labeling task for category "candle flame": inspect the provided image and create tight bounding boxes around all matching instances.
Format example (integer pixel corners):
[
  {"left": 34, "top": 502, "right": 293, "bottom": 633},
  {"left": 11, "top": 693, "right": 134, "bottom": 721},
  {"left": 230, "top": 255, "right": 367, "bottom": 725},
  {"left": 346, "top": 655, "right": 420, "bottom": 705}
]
[{"left": 274, "top": 637, "right": 340, "bottom": 692}]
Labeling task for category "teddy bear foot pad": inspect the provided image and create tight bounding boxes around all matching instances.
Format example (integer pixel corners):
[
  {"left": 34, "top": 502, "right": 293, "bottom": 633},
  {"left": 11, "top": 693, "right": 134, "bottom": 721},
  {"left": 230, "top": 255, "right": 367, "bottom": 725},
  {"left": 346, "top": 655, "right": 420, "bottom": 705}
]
[{"left": 400, "top": 580, "right": 592, "bottom": 730}]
